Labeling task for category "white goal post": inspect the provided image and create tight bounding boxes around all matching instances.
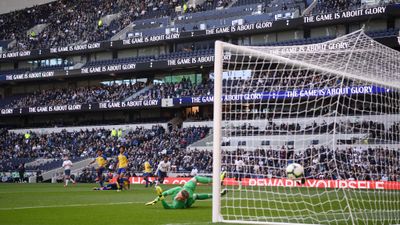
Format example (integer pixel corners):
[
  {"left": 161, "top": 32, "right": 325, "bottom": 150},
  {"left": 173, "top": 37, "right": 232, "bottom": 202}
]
[{"left": 212, "top": 29, "right": 400, "bottom": 225}]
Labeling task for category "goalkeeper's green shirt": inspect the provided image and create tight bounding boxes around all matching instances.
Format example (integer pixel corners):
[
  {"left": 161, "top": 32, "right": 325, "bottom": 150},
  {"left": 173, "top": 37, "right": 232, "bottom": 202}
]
[{"left": 160, "top": 181, "right": 197, "bottom": 209}]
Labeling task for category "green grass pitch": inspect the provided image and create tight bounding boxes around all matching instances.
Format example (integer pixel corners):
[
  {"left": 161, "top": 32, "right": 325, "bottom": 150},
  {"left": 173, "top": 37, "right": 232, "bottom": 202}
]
[
  {"left": 0, "top": 183, "right": 399, "bottom": 225},
  {"left": 0, "top": 183, "right": 218, "bottom": 225}
]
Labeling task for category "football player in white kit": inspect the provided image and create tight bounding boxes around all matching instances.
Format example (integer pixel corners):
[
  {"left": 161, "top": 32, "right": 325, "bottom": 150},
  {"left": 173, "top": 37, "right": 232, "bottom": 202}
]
[
  {"left": 234, "top": 156, "right": 245, "bottom": 190},
  {"left": 62, "top": 155, "right": 76, "bottom": 187},
  {"left": 155, "top": 156, "right": 171, "bottom": 186}
]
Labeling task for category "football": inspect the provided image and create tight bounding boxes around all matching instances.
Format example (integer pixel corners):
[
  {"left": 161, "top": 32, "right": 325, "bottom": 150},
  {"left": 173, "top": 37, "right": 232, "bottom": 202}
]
[{"left": 286, "top": 163, "right": 304, "bottom": 179}]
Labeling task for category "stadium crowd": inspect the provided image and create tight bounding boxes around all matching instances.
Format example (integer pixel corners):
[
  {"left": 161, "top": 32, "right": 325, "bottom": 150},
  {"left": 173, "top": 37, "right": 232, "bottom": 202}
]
[
  {"left": 3, "top": 0, "right": 181, "bottom": 51},
  {"left": 138, "top": 78, "right": 213, "bottom": 100},
  {"left": 0, "top": 125, "right": 211, "bottom": 174},
  {"left": 224, "top": 71, "right": 342, "bottom": 94},
  {"left": 0, "top": 0, "right": 233, "bottom": 51},
  {"left": 223, "top": 145, "right": 400, "bottom": 182},
  {"left": 3, "top": 78, "right": 215, "bottom": 109},
  {"left": 0, "top": 3, "right": 53, "bottom": 50},
  {"left": 230, "top": 120, "right": 398, "bottom": 139},
  {"left": 1, "top": 122, "right": 399, "bottom": 183},
  {"left": 312, "top": 0, "right": 361, "bottom": 14},
  {"left": 312, "top": 0, "right": 393, "bottom": 15},
  {"left": 0, "top": 0, "right": 395, "bottom": 52},
  {"left": 6, "top": 82, "right": 146, "bottom": 108}
]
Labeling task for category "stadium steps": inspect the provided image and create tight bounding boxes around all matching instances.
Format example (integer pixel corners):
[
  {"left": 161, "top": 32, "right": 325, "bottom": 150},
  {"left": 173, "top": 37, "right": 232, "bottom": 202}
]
[
  {"left": 8, "top": 23, "right": 48, "bottom": 50},
  {"left": 302, "top": 0, "right": 318, "bottom": 16},
  {"left": 188, "top": 0, "right": 207, "bottom": 8},
  {"left": 186, "top": 131, "right": 213, "bottom": 151},
  {"left": 7, "top": 40, "right": 16, "bottom": 49},
  {"left": 123, "top": 84, "right": 153, "bottom": 102},
  {"left": 111, "top": 22, "right": 135, "bottom": 41},
  {"left": 29, "top": 157, "right": 93, "bottom": 183},
  {"left": 26, "top": 23, "right": 48, "bottom": 37},
  {"left": 101, "top": 13, "right": 120, "bottom": 27},
  {"left": 69, "top": 62, "right": 84, "bottom": 70},
  {"left": 25, "top": 158, "right": 56, "bottom": 168},
  {"left": 227, "top": 0, "right": 239, "bottom": 8},
  {"left": 168, "top": 116, "right": 183, "bottom": 130}
]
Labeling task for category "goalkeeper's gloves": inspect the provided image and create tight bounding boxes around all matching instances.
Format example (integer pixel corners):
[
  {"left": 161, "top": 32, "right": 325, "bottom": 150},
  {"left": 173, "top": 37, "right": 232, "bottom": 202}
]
[
  {"left": 145, "top": 196, "right": 164, "bottom": 206},
  {"left": 145, "top": 199, "right": 158, "bottom": 206}
]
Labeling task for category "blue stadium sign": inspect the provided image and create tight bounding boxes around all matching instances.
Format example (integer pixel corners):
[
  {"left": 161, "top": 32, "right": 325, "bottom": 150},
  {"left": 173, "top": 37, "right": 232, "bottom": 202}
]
[
  {"left": 0, "top": 100, "right": 161, "bottom": 115},
  {"left": 0, "top": 86, "right": 391, "bottom": 115},
  {"left": 173, "top": 86, "right": 389, "bottom": 106}
]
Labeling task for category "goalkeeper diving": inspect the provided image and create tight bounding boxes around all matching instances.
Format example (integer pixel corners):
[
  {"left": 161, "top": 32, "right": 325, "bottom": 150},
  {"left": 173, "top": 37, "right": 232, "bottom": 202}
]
[{"left": 145, "top": 172, "right": 227, "bottom": 209}]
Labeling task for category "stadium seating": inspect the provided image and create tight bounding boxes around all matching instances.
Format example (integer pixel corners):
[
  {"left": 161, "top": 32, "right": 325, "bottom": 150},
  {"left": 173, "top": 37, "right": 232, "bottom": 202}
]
[
  {"left": 137, "top": 78, "right": 213, "bottom": 100},
  {"left": 0, "top": 126, "right": 211, "bottom": 175},
  {"left": 0, "top": 75, "right": 214, "bottom": 109},
  {"left": 0, "top": 0, "right": 395, "bottom": 53},
  {"left": 1, "top": 119, "right": 398, "bottom": 182},
  {"left": 0, "top": 0, "right": 399, "bottom": 187},
  {"left": 5, "top": 82, "right": 146, "bottom": 108},
  {"left": 0, "top": 0, "right": 308, "bottom": 51},
  {"left": 222, "top": 145, "right": 399, "bottom": 181},
  {"left": 311, "top": 0, "right": 361, "bottom": 15},
  {"left": 229, "top": 120, "right": 399, "bottom": 141}
]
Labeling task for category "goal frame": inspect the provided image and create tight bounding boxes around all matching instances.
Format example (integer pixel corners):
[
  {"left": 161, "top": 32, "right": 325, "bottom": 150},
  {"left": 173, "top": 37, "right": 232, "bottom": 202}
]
[{"left": 212, "top": 35, "right": 400, "bottom": 224}]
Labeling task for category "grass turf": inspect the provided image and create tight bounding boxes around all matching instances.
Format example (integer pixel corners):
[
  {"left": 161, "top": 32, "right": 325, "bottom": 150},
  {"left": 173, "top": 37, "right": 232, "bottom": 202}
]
[
  {"left": 0, "top": 183, "right": 399, "bottom": 225},
  {"left": 0, "top": 183, "right": 216, "bottom": 225}
]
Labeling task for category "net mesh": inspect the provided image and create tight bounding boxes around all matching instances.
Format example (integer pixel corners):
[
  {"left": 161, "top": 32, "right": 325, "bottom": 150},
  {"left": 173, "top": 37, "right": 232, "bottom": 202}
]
[{"left": 215, "top": 30, "right": 400, "bottom": 225}]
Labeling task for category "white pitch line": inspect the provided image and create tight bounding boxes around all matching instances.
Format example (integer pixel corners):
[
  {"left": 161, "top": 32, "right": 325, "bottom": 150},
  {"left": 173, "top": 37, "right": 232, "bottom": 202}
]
[
  {"left": 0, "top": 201, "right": 143, "bottom": 211},
  {"left": 164, "top": 223, "right": 211, "bottom": 225}
]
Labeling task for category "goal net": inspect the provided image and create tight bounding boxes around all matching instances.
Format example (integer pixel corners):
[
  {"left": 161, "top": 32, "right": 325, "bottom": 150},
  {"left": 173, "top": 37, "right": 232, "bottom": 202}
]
[{"left": 212, "top": 29, "right": 400, "bottom": 225}]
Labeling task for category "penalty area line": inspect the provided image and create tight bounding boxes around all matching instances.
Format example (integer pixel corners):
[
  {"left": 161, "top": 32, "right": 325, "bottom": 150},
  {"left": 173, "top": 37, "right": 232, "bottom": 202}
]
[{"left": 0, "top": 201, "right": 143, "bottom": 211}]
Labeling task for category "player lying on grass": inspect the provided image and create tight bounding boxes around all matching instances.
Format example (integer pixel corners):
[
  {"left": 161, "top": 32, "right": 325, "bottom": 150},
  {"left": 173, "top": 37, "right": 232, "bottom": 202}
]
[
  {"left": 92, "top": 174, "right": 130, "bottom": 191},
  {"left": 145, "top": 173, "right": 227, "bottom": 209}
]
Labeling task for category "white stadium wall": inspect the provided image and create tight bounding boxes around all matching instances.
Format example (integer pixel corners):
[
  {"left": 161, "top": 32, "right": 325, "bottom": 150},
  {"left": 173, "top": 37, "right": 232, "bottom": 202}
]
[{"left": 9, "top": 123, "right": 168, "bottom": 134}]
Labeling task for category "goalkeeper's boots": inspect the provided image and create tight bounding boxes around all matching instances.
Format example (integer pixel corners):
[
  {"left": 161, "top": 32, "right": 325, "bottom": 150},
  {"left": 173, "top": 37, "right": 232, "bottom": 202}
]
[
  {"left": 220, "top": 171, "right": 227, "bottom": 185},
  {"left": 155, "top": 186, "right": 164, "bottom": 200},
  {"left": 220, "top": 189, "right": 228, "bottom": 196}
]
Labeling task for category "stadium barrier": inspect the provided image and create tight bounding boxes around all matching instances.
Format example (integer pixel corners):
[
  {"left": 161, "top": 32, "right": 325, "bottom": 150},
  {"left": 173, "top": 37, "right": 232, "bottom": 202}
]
[{"left": 126, "top": 177, "right": 400, "bottom": 190}]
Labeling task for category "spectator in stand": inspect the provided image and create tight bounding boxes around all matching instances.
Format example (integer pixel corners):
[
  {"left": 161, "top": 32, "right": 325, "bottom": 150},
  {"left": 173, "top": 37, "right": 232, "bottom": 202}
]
[{"left": 312, "top": 0, "right": 361, "bottom": 15}]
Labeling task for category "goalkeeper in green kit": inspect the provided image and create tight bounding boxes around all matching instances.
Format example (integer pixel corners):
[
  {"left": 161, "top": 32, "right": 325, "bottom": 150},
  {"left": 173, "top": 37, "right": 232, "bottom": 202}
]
[{"left": 145, "top": 173, "right": 227, "bottom": 209}]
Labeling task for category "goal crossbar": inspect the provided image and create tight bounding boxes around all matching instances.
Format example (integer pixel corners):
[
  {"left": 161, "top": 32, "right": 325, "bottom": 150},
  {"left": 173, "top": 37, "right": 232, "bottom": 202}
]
[{"left": 213, "top": 40, "right": 400, "bottom": 90}]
